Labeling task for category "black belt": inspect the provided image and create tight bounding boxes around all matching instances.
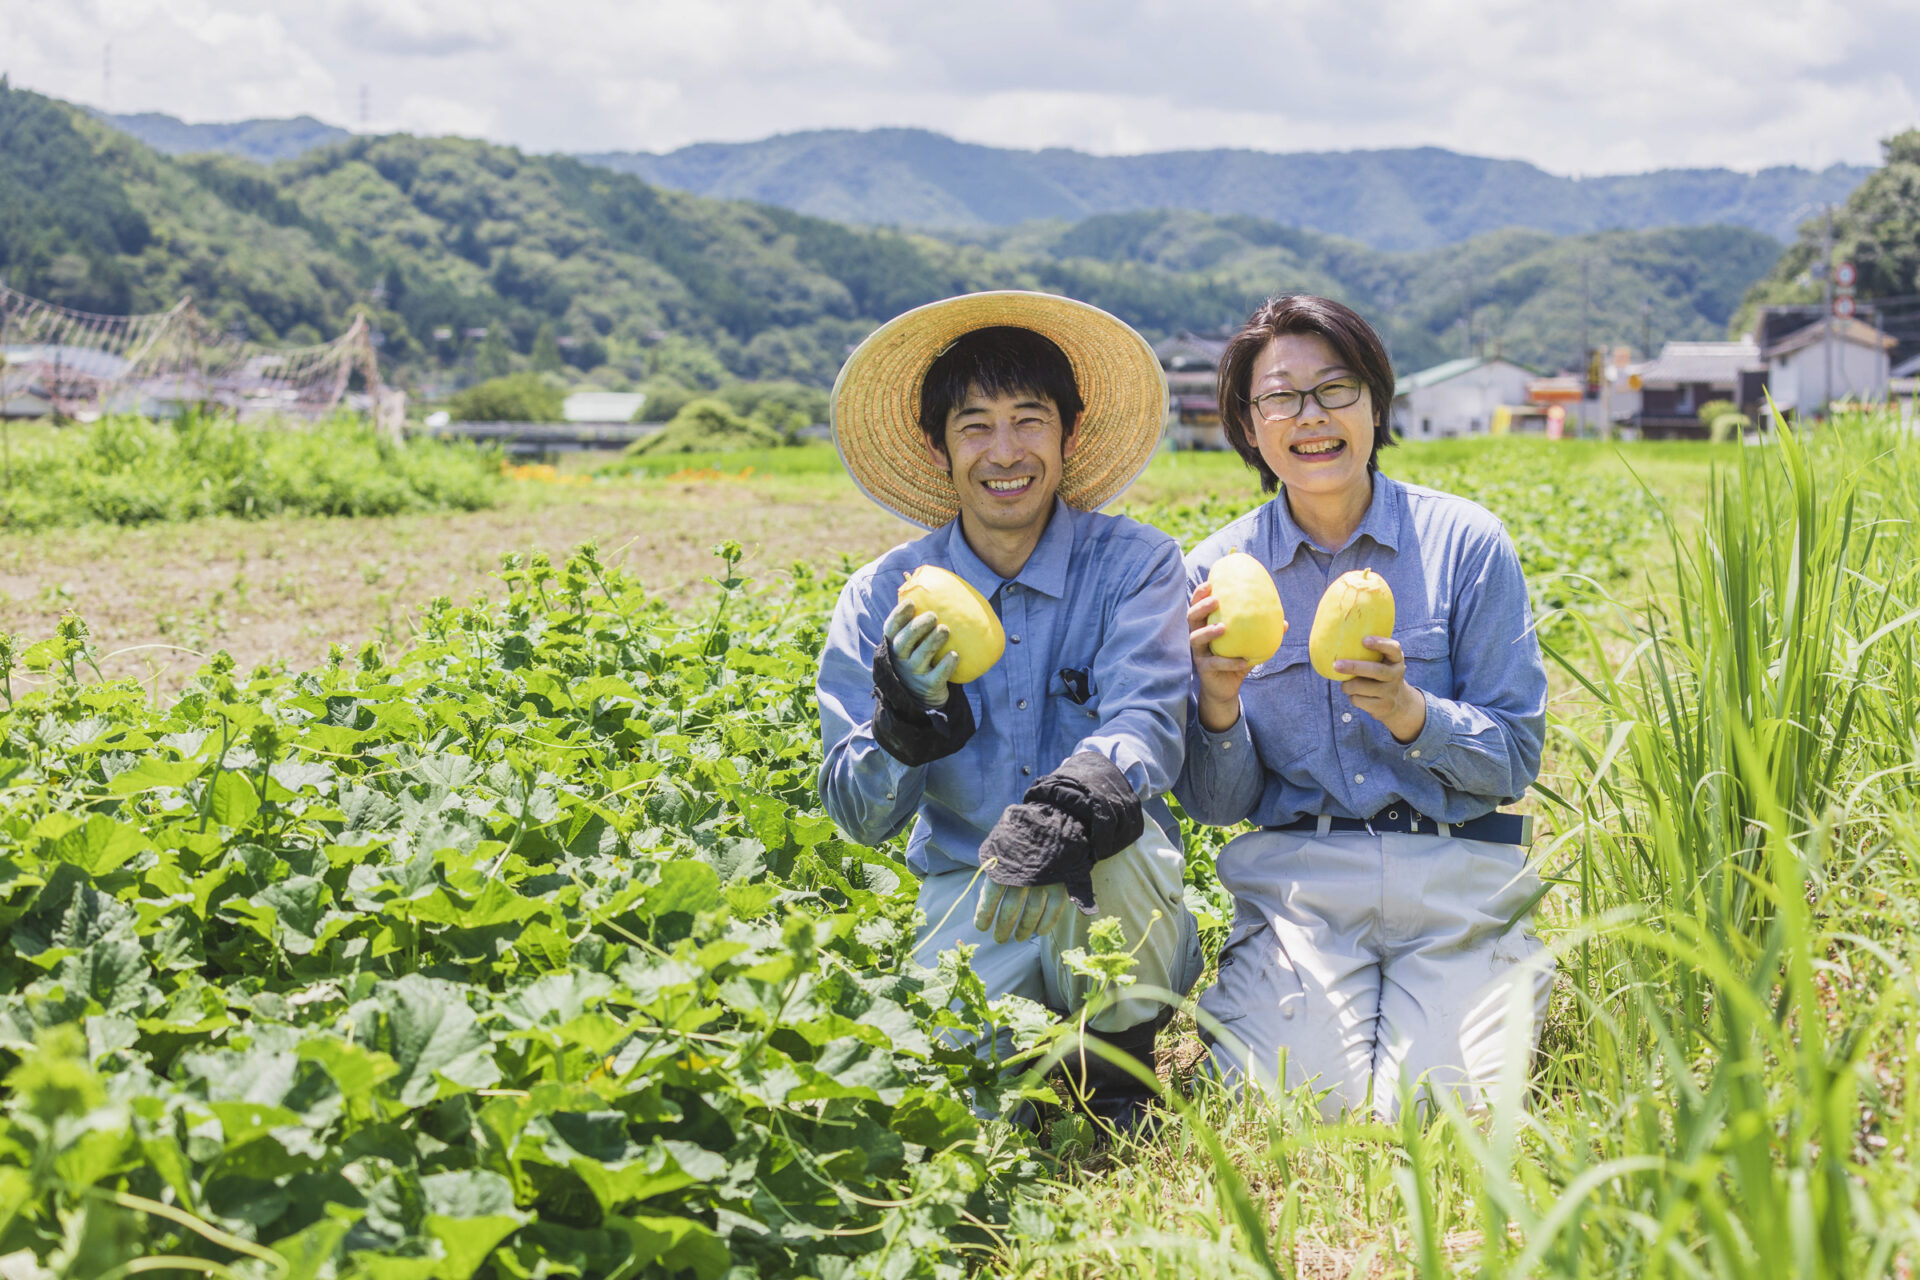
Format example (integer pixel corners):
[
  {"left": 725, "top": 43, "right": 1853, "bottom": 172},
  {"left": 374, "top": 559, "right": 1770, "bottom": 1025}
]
[{"left": 1265, "top": 807, "right": 1533, "bottom": 845}]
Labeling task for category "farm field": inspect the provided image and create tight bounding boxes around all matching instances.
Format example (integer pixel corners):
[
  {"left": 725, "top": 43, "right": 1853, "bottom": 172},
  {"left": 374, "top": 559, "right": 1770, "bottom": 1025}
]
[
  {"left": 3, "top": 420, "right": 1915, "bottom": 1278},
  {"left": 2, "top": 432, "right": 1716, "bottom": 694}
]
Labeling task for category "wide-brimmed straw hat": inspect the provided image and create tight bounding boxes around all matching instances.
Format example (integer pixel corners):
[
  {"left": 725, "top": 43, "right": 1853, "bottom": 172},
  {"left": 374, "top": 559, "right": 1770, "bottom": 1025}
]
[{"left": 830, "top": 291, "right": 1168, "bottom": 529}]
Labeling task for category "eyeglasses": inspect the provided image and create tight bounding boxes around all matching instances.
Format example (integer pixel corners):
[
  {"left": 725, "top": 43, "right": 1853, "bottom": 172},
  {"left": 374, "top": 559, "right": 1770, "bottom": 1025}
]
[{"left": 1251, "top": 376, "right": 1364, "bottom": 423}]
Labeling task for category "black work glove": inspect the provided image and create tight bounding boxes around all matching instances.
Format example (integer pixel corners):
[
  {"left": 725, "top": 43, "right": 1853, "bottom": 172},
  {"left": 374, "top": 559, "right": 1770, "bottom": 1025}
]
[
  {"left": 871, "top": 624, "right": 976, "bottom": 766},
  {"left": 976, "top": 752, "right": 1144, "bottom": 918}
]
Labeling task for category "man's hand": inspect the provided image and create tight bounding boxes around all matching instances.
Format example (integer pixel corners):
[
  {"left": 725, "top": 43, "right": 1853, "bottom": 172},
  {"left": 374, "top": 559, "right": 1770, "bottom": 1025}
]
[
  {"left": 1335, "top": 636, "right": 1428, "bottom": 743},
  {"left": 882, "top": 599, "right": 959, "bottom": 709},
  {"left": 1188, "top": 583, "right": 1258, "bottom": 732},
  {"left": 973, "top": 880, "right": 1069, "bottom": 944}
]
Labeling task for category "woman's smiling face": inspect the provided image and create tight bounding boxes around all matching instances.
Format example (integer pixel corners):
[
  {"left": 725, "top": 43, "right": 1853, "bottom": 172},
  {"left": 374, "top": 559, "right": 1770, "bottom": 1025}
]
[{"left": 1248, "top": 332, "right": 1375, "bottom": 500}]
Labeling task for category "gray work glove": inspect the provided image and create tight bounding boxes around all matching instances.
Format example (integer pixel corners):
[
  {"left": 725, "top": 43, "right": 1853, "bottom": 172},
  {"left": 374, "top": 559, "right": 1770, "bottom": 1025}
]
[
  {"left": 974, "top": 881, "right": 1070, "bottom": 945},
  {"left": 881, "top": 599, "right": 959, "bottom": 709}
]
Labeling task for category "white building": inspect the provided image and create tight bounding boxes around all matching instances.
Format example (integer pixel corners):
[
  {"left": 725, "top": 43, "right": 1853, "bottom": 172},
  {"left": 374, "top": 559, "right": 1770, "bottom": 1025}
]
[
  {"left": 562, "top": 391, "right": 647, "bottom": 423},
  {"left": 1761, "top": 318, "right": 1895, "bottom": 421},
  {"left": 1390, "top": 357, "right": 1535, "bottom": 439}
]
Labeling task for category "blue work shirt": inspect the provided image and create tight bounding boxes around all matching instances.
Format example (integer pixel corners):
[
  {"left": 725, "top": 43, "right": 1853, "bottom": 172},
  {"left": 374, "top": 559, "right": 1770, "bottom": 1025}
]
[
  {"left": 818, "top": 499, "right": 1191, "bottom": 878},
  {"left": 1175, "top": 472, "right": 1546, "bottom": 829}
]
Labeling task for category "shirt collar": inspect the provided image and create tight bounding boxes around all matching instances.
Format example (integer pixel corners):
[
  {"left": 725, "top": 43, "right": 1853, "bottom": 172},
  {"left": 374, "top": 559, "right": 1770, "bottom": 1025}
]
[
  {"left": 1267, "top": 472, "right": 1404, "bottom": 562},
  {"left": 939, "top": 498, "right": 1076, "bottom": 601}
]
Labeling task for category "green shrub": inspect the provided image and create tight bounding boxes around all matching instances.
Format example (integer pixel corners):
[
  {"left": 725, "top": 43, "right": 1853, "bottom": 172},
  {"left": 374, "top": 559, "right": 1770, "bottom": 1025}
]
[
  {"left": 1697, "top": 397, "right": 1738, "bottom": 427},
  {"left": 1710, "top": 411, "right": 1751, "bottom": 442},
  {"left": 626, "top": 397, "right": 786, "bottom": 455},
  {"left": 448, "top": 372, "right": 563, "bottom": 422},
  {"left": 0, "top": 410, "right": 501, "bottom": 528},
  {"left": 635, "top": 379, "right": 695, "bottom": 422},
  {"left": 716, "top": 381, "right": 830, "bottom": 438}
]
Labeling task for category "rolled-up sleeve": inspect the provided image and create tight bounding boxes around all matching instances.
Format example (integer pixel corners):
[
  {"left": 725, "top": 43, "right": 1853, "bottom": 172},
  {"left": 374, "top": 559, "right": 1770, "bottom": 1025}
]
[
  {"left": 1070, "top": 538, "right": 1191, "bottom": 801},
  {"left": 816, "top": 574, "right": 926, "bottom": 846},
  {"left": 1398, "top": 527, "right": 1545, "bottom": 805}
]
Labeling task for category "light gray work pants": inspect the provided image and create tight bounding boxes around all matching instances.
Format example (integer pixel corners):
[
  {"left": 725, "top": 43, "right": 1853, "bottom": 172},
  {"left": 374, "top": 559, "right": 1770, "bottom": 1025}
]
[
  {"left": 915, "top": 817, "right": 1204, "bottom": 1035},
  {"left": 1200, "top": 826, "right": 1552, "bottom": 1121}
]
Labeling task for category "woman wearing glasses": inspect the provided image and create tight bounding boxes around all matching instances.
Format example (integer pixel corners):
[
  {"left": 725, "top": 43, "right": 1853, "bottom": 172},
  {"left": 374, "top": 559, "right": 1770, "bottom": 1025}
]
[{"left": 1174, "top": 294, "right": 1551, "bottom": 1120}]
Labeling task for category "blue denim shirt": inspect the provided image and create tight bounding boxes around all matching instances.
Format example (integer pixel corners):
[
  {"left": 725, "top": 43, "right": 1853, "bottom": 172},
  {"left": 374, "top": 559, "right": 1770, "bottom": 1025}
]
[
  {"left": 1174, "top": 473, "right": 1546, "bottom": 828},
  {"left": 818, "top": 499, "right": 1191, "bottom": 878}
]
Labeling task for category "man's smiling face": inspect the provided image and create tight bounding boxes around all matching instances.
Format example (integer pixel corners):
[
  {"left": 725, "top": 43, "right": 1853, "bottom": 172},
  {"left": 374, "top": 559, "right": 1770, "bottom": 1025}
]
[{"left": 928, "top": 384, "right": 1081, "bottom": 541}]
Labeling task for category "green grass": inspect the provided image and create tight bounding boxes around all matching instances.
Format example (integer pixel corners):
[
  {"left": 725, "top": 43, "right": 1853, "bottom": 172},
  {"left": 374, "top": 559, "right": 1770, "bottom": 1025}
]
[{"left": 0, "top": 411, "right": 503, "bottom": 529}]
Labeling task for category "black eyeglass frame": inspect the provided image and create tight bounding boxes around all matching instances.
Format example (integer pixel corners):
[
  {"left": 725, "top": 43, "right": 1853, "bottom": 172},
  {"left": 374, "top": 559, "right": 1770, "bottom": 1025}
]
[{"left": 1250, "top": 375, "right": 1365, "bottom": 423}]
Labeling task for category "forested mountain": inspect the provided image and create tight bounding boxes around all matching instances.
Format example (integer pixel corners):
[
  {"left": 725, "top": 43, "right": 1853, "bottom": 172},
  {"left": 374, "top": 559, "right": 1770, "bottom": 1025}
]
[
  {"left": 2, "top": 83, "right": 1783, "bottom": 393},
  {"left": 1736, "top": 127, "right": 1920, "bottom": 359},
  {"left": 101, "top": 112, "right": 1866, "bottom": 254},
  {"left": 93, "top": 110, "right": 351, "bottom": 164},
  {"left": 585, "top": 128, "right": 1867, "bottom": 250}
]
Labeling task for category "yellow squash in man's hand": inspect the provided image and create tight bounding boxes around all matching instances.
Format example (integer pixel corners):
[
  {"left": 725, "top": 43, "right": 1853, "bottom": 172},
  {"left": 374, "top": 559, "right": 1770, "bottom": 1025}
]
[{"left": 897, "top": 566, "right": 1005, "bottom": 683}]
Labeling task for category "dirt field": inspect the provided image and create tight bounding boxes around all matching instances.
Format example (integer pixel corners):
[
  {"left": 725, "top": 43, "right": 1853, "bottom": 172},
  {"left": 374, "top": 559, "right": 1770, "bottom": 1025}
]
[{"left": 0, "top": 469, "right": 914, "bottom": 693}]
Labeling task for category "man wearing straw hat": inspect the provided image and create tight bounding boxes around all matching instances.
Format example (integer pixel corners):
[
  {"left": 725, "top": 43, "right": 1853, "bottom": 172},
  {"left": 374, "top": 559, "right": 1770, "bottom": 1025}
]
[{"left": 816, "top": 291, "right": 1203, "bottom": 1132}]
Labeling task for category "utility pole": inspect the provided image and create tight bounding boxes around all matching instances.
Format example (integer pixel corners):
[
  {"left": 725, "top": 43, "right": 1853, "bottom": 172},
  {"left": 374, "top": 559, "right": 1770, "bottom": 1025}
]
[
  {"left": 1642, "top": 297, "right": 1652, "bottom": 360},
  {"left": 1822, "top": 204, "right": 1835, "bottom": 420},
  {"left": 359, "top": 83, "right": 370, "bottom": 129},
  {"left": 1580, "top": 257, "right": 1591, "bottom": 435},
  {"left": 102, "top": 43, "right": 112, "bottom": 112},
  {"left": 0, "top": 277, "right": 10, "bottom": 490},
  {"left": 1461, "top": 268, "right": 1474, "bottom": 359}
]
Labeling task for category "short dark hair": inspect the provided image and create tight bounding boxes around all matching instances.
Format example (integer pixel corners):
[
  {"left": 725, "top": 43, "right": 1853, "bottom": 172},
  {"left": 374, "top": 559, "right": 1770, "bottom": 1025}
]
[
  {"left": 1216, "top": 295, "right": 1397, "bottom": 492},
  {"left": 918, "top": 326, "right": 1085, "bottom": 451}
]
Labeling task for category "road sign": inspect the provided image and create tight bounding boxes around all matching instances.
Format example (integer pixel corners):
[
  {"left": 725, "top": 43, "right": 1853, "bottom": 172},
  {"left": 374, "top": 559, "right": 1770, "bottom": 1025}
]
[
  {"left": 1836, "top": 262, "right": 1857, "bottom": 288},
  {"left": 1835, "top": 296, "right": 1857, "bottom": 318}
]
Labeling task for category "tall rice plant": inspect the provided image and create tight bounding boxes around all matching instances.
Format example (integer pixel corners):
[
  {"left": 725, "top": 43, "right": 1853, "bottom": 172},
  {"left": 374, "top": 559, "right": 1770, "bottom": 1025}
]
[{"left": 1007, "top": 414, "right": 1920, "bottom": 1278}]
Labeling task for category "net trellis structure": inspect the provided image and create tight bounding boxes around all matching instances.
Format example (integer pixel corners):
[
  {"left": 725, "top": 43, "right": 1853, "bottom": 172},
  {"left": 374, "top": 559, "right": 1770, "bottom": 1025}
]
[{"left": 0, "top": 285, "right": 400, "bottom": 434}]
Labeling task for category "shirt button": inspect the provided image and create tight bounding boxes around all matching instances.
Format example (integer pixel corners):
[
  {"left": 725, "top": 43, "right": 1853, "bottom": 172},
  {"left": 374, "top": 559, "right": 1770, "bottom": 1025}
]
[
  {"left": 1010, "top": 635, "right": 1021, "bottom": 643},
  {"left": 1017, "top": 699, "right": 1028, "bottom": 709},
  {"left": 1221, "top": 741, "right": 1232, "bottom": 750},
  {"left": 1341, "top": 713, "right": 1352, "bottom": 723},
  {"left": 1021, "top": 765, "right": 1032, "bottom": 776},
  {"left": 1410, "top": 750, "right": 1421, "bottom": 759},
  {"left": 1354, "top": 773, "right": 1365, "bottom": 784}
]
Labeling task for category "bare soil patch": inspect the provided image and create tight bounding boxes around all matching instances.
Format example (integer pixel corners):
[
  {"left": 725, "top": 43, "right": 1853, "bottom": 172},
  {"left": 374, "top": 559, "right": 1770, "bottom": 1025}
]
[{"left": 0, "top": 471, "right": 913, "bottom": 693}]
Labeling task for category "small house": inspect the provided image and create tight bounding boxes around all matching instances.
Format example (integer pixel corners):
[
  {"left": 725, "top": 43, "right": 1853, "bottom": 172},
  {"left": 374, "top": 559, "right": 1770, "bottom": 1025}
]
[
  {"left": 1759, "top": 317, "right": 1896, "bottom": 422},
  {"left": 1156, "top": 332, "right": 1228, "bottom": 450},
  {"left": 1390, "top": 357, "right": 1535, "bottom": 439},
  {"left": 1630, "top": 341, "right": 1762, "bottom": 439}
]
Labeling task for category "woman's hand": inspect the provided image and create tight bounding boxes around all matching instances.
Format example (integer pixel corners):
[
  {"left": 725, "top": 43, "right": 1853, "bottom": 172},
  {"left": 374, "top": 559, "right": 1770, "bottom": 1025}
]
[
  {"left": 1188, "top": 582, "right": 1257, "bottom": 732},
  {"left": 1336, "top": 636, "right": 1428, "bottom": 743}
]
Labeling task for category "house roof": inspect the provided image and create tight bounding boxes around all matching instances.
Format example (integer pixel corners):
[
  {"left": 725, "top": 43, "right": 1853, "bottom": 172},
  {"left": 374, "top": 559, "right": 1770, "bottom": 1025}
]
[
  {"left": 1393, "top": 355, "right": 1534, "bottom": 397},
  {"left": 1635, "top": 341, "right": 1761, "bottom": 388},
  {"left": 1893, "top": 351, "right": 1920, "bottom": 379},
  {"left": 1155, "top": 331, "right": 1228, "bottom": 371},
  {"left": 1763, "top": 316, "right": 1898, "bottom": 360}
]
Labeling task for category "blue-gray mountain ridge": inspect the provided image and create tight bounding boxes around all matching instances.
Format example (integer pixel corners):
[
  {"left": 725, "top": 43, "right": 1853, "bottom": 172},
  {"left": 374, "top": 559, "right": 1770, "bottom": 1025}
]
[{"left": 101, "top": 113, "right": 1865, "bottom": 254}]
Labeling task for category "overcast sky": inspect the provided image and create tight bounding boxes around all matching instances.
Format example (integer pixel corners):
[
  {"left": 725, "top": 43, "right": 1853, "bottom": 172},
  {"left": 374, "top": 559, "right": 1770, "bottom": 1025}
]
[{"left": 5, "top": 0, "right": 1917, "bottom": 174}]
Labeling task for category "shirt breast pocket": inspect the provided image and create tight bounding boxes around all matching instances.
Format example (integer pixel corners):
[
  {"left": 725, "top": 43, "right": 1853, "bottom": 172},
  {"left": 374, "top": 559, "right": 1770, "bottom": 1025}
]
[
  {"left": 1242, "top": 642, "right": 1318, "bottom": 769},
  {"left": 1045, "top": 679, "right": 1103, "bottom": 765},
  {"left": 1396, "top": 622, "right": 1453, "bottom": 698}
]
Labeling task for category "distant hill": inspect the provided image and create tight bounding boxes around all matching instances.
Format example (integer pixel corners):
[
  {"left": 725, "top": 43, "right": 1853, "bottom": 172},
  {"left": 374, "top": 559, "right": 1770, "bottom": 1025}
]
[
  {"left": 95, "top": 110, "right": 351, "bottom": 164},
  {"left": 584, "top": 129, "right": 1868, "bottom": 250},
  {"left": 1735, "top": 127, "right": 1920, "bottom": 362},
  {"left": 7, "top": 84, "right": 1783, "bottom": 392},
  {"left": 91, "top": 113, "right": 1868, "bottom": 253}
]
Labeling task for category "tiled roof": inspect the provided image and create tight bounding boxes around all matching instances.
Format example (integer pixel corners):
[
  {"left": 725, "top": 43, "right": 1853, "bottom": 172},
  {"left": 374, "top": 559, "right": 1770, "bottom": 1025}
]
[
  {"left": 1635, "top": 341, "right": 1761, "bottom": 387},
  {"left": 1761, "top": 317, "right": 1897, "bottom": 360}
]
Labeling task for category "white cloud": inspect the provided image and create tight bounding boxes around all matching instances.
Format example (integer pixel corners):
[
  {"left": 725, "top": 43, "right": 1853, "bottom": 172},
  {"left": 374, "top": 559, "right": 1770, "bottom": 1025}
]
[{"left": 2, "top": 0, "right": 1914, "bottom": 172}]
